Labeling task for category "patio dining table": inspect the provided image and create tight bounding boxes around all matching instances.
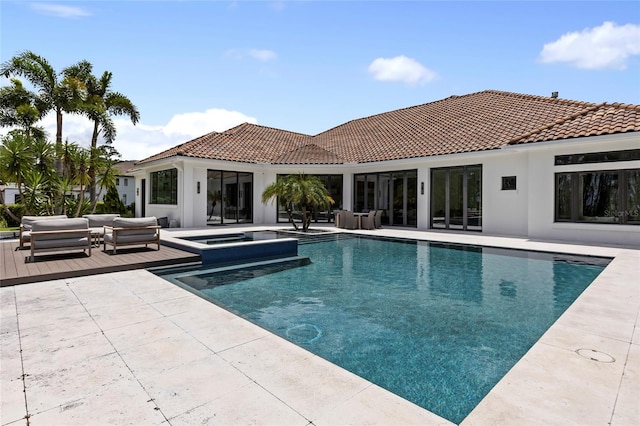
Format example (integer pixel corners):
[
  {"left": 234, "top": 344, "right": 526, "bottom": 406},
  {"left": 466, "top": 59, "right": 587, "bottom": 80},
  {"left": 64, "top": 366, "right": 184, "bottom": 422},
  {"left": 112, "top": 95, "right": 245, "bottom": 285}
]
[{"left": 353, "top": 212, "right": 368, "bottom": 229}]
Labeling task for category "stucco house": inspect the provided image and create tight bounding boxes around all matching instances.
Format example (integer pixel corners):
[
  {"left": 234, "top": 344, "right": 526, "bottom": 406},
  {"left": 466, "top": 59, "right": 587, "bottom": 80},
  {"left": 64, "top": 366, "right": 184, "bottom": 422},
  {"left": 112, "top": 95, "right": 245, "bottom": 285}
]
[
  {"left": 130, "top": 90, "right": 640, "bottom": 247},
  {"left": 113, "top": 160, "right": 137, "bottom": 207}
]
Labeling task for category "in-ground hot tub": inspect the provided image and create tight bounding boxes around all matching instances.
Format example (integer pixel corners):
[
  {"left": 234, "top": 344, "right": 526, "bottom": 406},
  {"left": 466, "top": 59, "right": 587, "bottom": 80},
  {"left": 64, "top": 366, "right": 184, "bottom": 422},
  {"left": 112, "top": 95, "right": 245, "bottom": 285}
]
[{"left": 162, "top": 231, "right": 301, "bottom": 266}]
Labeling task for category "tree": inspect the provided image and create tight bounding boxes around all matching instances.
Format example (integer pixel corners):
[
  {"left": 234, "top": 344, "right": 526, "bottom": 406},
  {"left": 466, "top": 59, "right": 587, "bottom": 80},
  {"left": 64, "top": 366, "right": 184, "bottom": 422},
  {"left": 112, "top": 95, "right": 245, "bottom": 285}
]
[
  {"left": 0, "top": 78, "right": 47, "bottom": 140},
  {"left": 81, "top": 69, "right": 139, "bottom": 205},
  {"left": 92, "top": 148, "right": 120, "bottom": 213},
  {"left": 0, "top": 132, "right": 30, "bottom": 221},
  {"left": 262, "top": 173, "right": 334, "bottom": 232},
  {"left": 1, "top": 51, "right": 89, "bottom": 175},
  {"left": 102, "top": 185, "right": 125, "bottom": 214},
  {"left": 0, "top": 131, "right": 31, "bottom": 201}
]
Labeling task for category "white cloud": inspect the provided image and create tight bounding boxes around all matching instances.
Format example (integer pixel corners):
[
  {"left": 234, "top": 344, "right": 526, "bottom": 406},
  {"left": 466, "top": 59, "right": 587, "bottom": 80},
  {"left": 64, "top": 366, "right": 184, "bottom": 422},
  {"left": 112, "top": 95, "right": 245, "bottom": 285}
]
[
  {"left": 249, "top": 49, "right": 277, "bottom": 62},
  {"left": 539, "top": 21, "right": 640, "bottom": 70},
  {"left": 30, "top": 3, "right": 91, "bottom": 18},
  {"left": 163, "top": 108, "right": 257, "bottom": 139},
  {"left": 1, "top": 108, "right": 257, "bottom": 162},
  {"left": 226, "top": 48, "right": 277, "bottom": 62},
  {"left": 368, "top": 55, "right": 437, "bottom": 85}
]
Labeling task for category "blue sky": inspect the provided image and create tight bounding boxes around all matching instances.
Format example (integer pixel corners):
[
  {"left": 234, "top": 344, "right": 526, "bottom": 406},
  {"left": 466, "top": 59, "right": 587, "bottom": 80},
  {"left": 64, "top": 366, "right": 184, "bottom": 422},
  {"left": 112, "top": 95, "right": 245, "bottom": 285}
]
[{"left": 2, "top": 1, "right": 639, "bottom": 160}]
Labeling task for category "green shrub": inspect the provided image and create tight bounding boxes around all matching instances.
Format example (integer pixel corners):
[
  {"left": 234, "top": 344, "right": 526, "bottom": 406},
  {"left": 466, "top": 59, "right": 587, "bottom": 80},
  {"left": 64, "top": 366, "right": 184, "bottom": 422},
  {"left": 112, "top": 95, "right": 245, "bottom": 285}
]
[{"left": 1, "top": 204, "right": 25, "bottom": 227}]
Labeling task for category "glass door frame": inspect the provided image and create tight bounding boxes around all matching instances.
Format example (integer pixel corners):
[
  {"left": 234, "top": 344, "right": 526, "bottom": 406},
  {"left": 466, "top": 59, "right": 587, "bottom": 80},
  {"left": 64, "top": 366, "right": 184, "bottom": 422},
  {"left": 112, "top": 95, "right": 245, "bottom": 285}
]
[
  {"left": 353, "top": 170, "right": 417, "bottom": 227},
  {"left": 430, "top": 165, "right": 482, "bottom": 231}
]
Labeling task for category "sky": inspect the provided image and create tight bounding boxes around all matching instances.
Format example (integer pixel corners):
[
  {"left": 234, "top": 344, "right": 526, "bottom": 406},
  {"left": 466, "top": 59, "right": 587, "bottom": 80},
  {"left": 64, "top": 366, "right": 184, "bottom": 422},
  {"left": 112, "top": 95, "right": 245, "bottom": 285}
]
[{"left": 1, "top": 0, "right": 639, "bottom": 161}]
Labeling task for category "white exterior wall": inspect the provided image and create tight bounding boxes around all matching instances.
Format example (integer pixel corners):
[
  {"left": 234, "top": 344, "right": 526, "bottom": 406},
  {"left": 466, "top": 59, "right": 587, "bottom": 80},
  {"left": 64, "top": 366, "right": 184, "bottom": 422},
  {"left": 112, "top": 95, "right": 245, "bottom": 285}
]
[
  {"left": 132, "top": 162, "right": 180, "bottom": 224},
  {"left": 133, "top": 131, "right": 639, "bottom": 247},
  {"left": 521, "top": 133, "right": 640, "bottom": 247},
  {"left": 481, "top": 152, "right": 529, "bottom": 237}
]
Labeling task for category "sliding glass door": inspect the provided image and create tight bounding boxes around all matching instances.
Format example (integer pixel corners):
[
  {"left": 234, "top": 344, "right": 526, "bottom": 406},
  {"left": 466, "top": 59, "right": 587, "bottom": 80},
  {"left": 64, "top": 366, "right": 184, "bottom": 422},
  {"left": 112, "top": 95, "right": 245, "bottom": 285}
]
[
  {"left": 354, "top": 170, "right": 417, "bottom": 227},
  {"left": 430, "top": 165, "right": 482, "bottom": 231},
  {"left": 207, "top": 170, "right": 253, "bottom": 225}
]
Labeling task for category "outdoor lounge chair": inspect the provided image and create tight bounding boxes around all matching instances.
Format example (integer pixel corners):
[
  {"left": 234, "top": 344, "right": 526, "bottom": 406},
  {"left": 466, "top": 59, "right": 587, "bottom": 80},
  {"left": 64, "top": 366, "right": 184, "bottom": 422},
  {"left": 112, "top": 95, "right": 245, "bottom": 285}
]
[
  {"left": 29, "top": 218, "right": 91, "bottom": 262},
  {"left": 103, "top": 217, "right": 160, "bottom": 254},
  {"left": 19, "top": 215, "right": 68, "bottom": 249},
  {"left": 83, "top": 213, "right": 120, "bottom": 246}
]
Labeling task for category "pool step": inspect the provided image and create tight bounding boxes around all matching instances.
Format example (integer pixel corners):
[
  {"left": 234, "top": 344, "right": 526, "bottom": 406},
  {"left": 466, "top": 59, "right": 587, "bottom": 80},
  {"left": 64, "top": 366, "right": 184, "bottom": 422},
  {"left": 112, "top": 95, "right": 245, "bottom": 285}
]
[{"left": 154, "top": 255, "right": 311, "bottom": 290}]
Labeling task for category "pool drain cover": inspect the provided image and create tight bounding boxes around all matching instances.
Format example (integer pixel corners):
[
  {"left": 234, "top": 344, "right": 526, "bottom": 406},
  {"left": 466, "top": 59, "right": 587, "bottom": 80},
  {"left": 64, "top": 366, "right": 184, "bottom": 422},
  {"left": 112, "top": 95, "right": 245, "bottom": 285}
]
[{"left": 576, "top": 348, "right": 615, "bottom": 363}]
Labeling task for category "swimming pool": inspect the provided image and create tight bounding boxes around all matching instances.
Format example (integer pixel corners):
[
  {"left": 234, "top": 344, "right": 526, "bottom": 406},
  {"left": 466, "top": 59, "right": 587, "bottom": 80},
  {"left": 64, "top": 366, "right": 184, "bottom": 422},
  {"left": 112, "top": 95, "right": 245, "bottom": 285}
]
[{"left": 156, "top": 234, "right": 610, "bottom": 424}]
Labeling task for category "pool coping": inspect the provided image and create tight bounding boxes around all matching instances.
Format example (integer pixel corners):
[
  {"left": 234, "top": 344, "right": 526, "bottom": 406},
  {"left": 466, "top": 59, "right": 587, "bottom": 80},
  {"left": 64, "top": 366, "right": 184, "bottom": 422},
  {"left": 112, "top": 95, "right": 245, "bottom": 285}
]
[{"left": 1, "top": 225, "right": 638, "bottom": 425}]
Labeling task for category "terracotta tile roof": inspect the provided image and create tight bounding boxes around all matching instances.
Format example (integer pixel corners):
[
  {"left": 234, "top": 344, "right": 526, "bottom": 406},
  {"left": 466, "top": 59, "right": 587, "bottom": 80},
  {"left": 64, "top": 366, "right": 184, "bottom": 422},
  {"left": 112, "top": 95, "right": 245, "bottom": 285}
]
[
  {"left": 139, "top": 123, "right": 313, "bottom": 165},
  {"left": 137, "top": 90, "right": 639, "bottom": 166},
  {"left": 509, "top": 102, "right": 640, "bottom": 144},
  {"left": 271, "top": 144, "right": 346, "bottom": 165},
  {"left": 114, "top": 161, "right": 138, "bottom": 175}
]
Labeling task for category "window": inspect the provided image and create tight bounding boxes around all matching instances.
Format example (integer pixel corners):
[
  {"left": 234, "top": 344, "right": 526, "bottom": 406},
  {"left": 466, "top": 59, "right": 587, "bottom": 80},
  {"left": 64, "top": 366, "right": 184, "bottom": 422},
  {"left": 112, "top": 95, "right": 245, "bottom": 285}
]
[
  {"left": 124, "top": 178, "right": 128, "bottom": 186},
  {"left": 555, "top": 149, "right": 640, "bottom": 166},
  {"left": 115, "top": 178, "right": 120, "bottom": 186},
  {"left": 123, "top": 194, "right": 127, "bottom": 205},
  {"left": 501, "top": 176, "right": 516, "bottom": 190},
  {"left": 150, "top": 168, "right": 178, "bottom": 204},
  {"left": 555, "top": 169, "right": 639, "bottom": 225}
]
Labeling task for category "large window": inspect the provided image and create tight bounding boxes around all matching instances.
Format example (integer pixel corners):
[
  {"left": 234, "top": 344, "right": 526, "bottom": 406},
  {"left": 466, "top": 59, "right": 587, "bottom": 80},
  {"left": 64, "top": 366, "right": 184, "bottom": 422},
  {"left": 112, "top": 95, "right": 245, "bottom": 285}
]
[
  {"left": 431, "top": 165, "right": 482, "bottom": 231},
  {"left": 207, "top": 170, "right": 253, "bottom": 225},
  {"left": 150, "top": 168, "right": 177, "bottom": 204},
  {"left": 354, "top": 170, "right": 417, "bottom": 227},
  {"left": 555, "top": 169, "right": 639, "bottom": 225}
]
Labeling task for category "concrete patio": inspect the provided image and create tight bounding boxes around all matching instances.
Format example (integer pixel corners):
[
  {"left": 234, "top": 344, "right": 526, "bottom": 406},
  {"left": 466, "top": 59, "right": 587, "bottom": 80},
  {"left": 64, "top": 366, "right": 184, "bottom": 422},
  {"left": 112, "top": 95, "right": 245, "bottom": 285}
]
[{"left": 1, "top": 227, "right": 639, "bottom": 425}]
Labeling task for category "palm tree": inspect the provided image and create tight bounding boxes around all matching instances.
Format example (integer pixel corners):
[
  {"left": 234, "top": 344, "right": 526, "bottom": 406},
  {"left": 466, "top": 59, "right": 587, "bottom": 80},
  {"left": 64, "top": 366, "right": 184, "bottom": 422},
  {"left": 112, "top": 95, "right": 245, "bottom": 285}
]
[
  {"left": 21, "top": 169, "right": 49, "bottom": 215},
  {"left": 0, "top": 78, "right": 47, "bottom": 140},
  {"left": 1, "top": 51, "right": 89, "bottom": 175},
  {"left": 0, "top": 131, "right": 31, "bottom": 201},
  {"left": 0, "top": 131, "right": 31, "bottom": 221},
  {"left": 262, "top": 173, "right": 334, "bottom": 232},
  {"left": 82, "top": 70, "right": 139, "bottom": 205}
]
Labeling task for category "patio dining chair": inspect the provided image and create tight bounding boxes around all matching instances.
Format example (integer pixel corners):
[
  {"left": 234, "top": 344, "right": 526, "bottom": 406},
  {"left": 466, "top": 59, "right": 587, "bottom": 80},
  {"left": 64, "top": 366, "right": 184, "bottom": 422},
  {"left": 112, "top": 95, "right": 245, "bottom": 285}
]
[
  {"left": 374, "top": 210, "right": 383, "bottom": 228},
  {"left": 342, "top": 211, "right": 358, "bottom": 230},
  {"left": 360, "top": 210, "right": 376, "bottom": 230}
]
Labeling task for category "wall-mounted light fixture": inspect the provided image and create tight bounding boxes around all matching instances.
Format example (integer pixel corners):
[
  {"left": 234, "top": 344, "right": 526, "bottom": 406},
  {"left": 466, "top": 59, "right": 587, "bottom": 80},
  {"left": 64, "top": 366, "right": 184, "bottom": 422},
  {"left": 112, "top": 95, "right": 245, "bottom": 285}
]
[
  {"left": 197, "top": 181, "right": 201, "bottom": 194},
  {"left": 421, "top": 182, "right": 424, "bottom": 195},
  {"left": 136, "top": 187, "right": 139, "bottom": 196}
]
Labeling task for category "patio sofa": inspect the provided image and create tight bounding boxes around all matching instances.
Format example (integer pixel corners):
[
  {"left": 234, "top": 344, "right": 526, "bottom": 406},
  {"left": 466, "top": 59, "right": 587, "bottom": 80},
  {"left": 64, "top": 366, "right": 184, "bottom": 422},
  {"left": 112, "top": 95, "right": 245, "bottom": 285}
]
[
  {"left": 103, "top": 217, "right": 161, "bottom": 254},
  {"left": 29, "top": 218, "right": 91, "bottom": 262},
  {"left": 19, "top": 215, "right": 68, "bottom": 249},
  {"left": 82, "top": 213, "right": 120, "bottom": 245}
]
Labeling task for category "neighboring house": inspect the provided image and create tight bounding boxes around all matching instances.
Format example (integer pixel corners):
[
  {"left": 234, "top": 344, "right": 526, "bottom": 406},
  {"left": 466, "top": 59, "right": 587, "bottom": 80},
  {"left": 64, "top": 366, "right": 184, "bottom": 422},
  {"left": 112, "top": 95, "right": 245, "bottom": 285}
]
[
  {"left": 1, "top": 162, "right": 137, "bottom": 209},
  {"left": 131, "top": 90, "right": 640, "bottom": 247},
  {"left": 65, "top": 161, "right": 137, "bottom": 206},
  {"left": 0, "top": 184, "right": 19, "bottom": 205},
  {"left": 113, "top": 161, "right": 137, "bottom": 207}
]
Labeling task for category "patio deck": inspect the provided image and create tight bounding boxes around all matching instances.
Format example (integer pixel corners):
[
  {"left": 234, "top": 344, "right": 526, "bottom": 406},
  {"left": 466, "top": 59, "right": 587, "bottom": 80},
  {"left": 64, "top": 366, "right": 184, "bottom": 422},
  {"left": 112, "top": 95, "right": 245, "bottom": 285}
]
[
  {"left": 1, "top": 227, "right": 638, "bottom": 425},
  {"left": 0, "top": 239, "right": 200, "bottom": 287}
]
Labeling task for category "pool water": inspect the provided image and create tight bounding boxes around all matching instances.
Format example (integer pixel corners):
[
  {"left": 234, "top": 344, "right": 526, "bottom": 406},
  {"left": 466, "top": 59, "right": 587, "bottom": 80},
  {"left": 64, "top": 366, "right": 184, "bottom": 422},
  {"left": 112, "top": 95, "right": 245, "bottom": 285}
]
[{"left": 157, "top": 235, "right": 609, "bottom": 424}]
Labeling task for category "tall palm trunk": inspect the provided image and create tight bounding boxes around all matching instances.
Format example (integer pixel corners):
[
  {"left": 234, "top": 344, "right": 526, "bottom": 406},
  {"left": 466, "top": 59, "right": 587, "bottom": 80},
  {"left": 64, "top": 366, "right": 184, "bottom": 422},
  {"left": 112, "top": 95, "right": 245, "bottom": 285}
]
[
  {"left": 88, "top": 120, "right": 99, "bottom": 205},
  {"left": 54, "top": 108, "right": 64, "bottom": 176}
]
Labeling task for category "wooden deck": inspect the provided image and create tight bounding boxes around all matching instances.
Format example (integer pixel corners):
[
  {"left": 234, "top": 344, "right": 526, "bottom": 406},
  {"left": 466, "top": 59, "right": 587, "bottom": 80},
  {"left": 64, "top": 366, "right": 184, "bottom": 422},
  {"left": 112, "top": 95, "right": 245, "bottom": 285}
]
[{"left": 1, "top": 239, "right": 201, "bottom": 287}]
